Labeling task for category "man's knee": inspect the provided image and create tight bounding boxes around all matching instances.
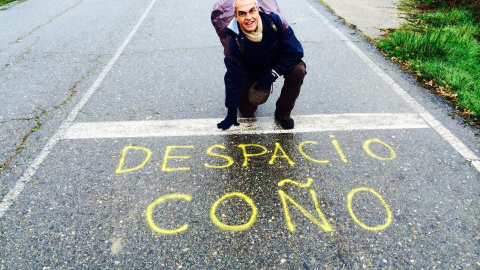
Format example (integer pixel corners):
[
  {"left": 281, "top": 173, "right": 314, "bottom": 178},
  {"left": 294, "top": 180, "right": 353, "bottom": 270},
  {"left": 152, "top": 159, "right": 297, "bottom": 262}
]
[
  {"left": 287, "top": 61, "right": 306, "bottom": 79},
  {"left": 295, "top": 60, "right": 307, "bottom": 76}
]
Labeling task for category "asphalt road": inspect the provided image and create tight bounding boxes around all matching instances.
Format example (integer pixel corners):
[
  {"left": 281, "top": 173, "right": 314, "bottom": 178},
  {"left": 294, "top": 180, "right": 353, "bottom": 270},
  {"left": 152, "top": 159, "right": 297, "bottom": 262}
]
[{"left": 1, "top": 0, "right": 479, "bottom": 268}]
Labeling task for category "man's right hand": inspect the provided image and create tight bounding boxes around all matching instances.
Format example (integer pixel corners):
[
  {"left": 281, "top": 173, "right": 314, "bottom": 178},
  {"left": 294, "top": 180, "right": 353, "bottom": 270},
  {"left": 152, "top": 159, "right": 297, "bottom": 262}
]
[
  {"left": 217, "top": 107, "right": 239, "bottom": 130},
  {"left": 256, "top": 72, "right": 278, "bottom": 90}
]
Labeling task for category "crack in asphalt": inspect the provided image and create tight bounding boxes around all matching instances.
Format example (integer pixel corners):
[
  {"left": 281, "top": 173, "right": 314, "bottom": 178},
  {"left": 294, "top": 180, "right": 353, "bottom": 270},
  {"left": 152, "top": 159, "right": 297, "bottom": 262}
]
[
  {"left": 2, "top": 50, "right": 110, "bottom": 72},
  {"left": 2, "top": 0, "right": 84, "bottom": 71},
  {"left": 0, "top": 117, "right": 40, "bottom": 172},
  {"left": 1, "top": 38, "right": 39, "bottom": 71},
  {"left": 0, "top": 56, "right": 100, "bottom": 172},
  {"left": 52, "top": 56, "right": 100, "bottom": 111},
  {"left": 13, "top": 0, "right": 84, "bottom": 44}
]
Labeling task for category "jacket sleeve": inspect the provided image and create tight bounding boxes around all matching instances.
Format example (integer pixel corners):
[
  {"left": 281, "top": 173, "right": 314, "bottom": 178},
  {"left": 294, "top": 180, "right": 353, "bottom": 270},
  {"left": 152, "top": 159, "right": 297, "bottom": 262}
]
[
  {"left": 270, "top": 15, "right": 304, "bottom": 76},
  {"left": 224, "top": 57, "right": 247, "bottom": 108}
]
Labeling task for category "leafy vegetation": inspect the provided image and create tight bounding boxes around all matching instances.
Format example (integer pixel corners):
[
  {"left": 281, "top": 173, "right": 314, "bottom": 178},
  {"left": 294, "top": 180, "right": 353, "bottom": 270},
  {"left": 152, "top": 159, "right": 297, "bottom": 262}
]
[
  {"left": 378, "top": 0, "right": 480, "bottom": 119},
  {"left": 0, "top": 0, "right": 16, "bottom": 5}
]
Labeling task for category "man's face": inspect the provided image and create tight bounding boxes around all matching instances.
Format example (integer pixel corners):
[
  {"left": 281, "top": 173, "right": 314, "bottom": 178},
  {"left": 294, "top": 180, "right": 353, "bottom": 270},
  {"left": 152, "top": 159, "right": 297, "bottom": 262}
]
[{"left": 234, "top": 0, "right": 259, "bottom": 33}]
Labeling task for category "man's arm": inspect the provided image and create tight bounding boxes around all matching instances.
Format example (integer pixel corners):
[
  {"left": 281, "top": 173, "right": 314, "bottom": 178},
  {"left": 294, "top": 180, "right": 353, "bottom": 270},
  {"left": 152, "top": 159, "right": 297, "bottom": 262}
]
[
  {"left": 270, "top": 14, "right": 304, "bottom": 76},
  {"left": 224, "top": 57, "right": 247, "bottom": 108},
  {"left": 217, "top": 57, "right": 247, "bottom": 130}
]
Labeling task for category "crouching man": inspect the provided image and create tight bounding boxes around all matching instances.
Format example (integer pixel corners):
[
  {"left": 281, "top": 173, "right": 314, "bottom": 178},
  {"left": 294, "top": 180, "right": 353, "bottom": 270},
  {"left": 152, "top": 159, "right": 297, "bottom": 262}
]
[{"left": 217, "top": 0, "right": 306, "bottom": 130}]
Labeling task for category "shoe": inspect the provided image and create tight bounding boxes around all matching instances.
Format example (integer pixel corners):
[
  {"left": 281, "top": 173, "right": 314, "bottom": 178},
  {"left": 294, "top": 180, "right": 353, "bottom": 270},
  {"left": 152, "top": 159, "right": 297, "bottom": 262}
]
[{"left": 275, "top": 116, "right": 294, "bottom": 129}]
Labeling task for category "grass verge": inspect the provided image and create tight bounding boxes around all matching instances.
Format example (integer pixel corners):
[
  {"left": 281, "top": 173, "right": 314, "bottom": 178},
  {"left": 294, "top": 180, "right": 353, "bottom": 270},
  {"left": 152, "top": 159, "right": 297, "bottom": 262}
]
[
  {"left": 0, "top": 0, "right": 15, "bottom": 5},
  {"left": 377, "top": 1, "right": 480, "bottom": 122}
]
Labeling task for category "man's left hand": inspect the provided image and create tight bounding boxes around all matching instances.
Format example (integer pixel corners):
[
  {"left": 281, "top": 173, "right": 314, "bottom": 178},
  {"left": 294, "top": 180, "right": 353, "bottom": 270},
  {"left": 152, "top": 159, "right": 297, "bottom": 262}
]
[{"left": 217, "top": 107, "right": 239, "bottom": 130}]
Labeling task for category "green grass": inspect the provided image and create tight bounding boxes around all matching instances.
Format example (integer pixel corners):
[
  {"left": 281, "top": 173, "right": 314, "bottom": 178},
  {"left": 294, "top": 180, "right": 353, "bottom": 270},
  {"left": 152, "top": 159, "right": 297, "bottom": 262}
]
[
  {"left": 378, "top": 7, "right": 480, "bottom": 117},
  {"left": 0, "top": 0, "right": 16, "bottom": 5}
]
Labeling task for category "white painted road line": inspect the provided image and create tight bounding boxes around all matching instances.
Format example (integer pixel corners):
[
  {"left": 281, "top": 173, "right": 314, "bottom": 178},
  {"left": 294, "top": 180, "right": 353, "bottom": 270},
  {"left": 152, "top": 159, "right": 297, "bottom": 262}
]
[
  {"left": 305, "top": 1, "right": 480, "bottom": 172},
  {"left": 0, "top": 0, "right": 159, "bottom": 218},
  {"left": 63, "top": 113, "right": 429, "bottom": 139},
  {"left": 473, "top": 161, "right": 480, "bottom": 172}
]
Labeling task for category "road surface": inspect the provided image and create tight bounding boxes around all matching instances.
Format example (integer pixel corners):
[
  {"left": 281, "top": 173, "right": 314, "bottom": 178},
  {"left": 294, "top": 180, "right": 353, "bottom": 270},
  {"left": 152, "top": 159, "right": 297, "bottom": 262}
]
[{"left": 1, "top": 0, "right": 479, "bottom": 268}]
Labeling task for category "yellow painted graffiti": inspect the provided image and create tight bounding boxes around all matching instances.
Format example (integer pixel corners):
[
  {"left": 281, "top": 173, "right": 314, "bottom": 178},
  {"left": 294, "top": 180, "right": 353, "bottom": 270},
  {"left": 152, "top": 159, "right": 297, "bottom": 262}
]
[
  {"left": 204, "top": 144, "right": 234, "bottom": 169},
  {"left": 347, "top": 187, "right": 392, "bottom": 231},
  {"left": 363, "top": 138, "right": 396, "bottom": 161},
  {"left": 116, "top": 146, "right": 152, "bottom": 174},
  {"left": 145, "top": 185, "right": 393, "bottom": 234},
  {"left": 269, "top": 142, "right": 295, "bottom": 165},
  {"left": 278, "top": 189, "right": 333, "bottom": 233},
  {"left": 330, "top": 135, "right": 348, "bottom": 163},
  {"left": 116, "top": 137, "right": 397, "bottom": 174},
  {"left": 278, "top": 177, "right": 314, "bottom": 188},
  {"left": 162, "top": 145, "right": 194, "bottom": 171},
  {"left": 238, "top": 144, "right": 268, "bottom": 167},
  {"left": 146, "top": 193, "right": 192, "bottom": 234},
  {"left": 210, "top": 192, "right": 258, "bottom": 231}
]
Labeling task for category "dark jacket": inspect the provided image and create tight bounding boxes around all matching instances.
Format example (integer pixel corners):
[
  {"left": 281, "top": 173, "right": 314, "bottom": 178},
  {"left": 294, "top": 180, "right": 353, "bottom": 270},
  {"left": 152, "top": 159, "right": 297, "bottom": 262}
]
[{"left": 223, "top": 10, "right": 304, "bottom": 108}]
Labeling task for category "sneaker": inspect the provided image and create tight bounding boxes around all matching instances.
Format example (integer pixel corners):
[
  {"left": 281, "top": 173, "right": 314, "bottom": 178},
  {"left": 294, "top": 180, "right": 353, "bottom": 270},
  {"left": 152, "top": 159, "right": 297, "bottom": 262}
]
[{"left": 275, "top": 116, "right": 294, "bottom": 129}]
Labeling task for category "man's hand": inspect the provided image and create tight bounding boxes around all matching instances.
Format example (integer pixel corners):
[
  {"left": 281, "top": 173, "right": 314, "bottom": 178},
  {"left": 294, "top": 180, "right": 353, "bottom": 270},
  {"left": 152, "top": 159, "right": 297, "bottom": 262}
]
[
  {"left": 256, "top": 72, "right": 278, "bottom": 90},
  {"left": 217, "top": 107, "right": 239, "bottom": 130}
]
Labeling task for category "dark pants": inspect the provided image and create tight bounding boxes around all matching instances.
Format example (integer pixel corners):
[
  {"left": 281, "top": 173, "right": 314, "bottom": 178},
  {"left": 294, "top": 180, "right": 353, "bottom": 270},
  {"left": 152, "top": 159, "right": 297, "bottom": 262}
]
[{"left": 238, "top": 61, "right": 306, "bottom": 118}]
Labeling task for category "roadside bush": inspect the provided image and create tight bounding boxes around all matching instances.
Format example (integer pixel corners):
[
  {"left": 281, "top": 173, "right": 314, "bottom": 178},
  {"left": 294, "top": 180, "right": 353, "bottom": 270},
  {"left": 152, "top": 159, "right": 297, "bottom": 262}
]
[{"left": 378, "top": 8, "right": 480, "bottom": 116}]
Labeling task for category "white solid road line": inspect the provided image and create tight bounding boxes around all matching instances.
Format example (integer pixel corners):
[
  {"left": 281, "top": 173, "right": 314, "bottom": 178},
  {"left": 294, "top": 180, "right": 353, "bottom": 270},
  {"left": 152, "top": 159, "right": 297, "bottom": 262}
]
[
  {"left": 305, "top": 2, "right": 480, "bottom": 172},
  {"left": 0, "top": 0, "right": 159, "bottom": 218},
  {"left": 63, "top": 113, "right": 429, "bottom": 139}
]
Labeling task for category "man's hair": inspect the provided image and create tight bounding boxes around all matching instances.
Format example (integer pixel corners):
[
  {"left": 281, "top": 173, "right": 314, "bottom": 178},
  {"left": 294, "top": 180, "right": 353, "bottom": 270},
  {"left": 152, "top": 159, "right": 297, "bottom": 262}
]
[{"left": 233, "top": 0, "right": 258, "bottom": 13}]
